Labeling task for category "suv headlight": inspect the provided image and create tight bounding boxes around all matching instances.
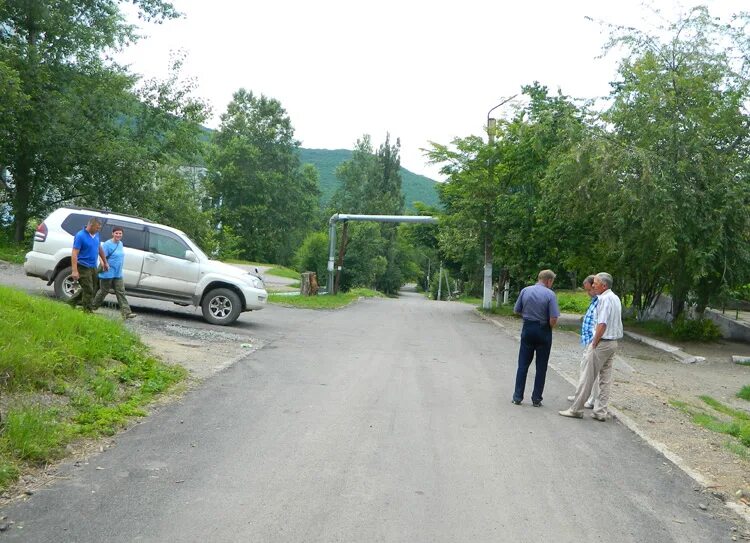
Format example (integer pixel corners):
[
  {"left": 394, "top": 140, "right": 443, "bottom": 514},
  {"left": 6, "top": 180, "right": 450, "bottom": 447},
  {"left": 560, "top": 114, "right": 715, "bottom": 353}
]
[{"left": 245, "top": 274, "right": 265, "bottom": 289}]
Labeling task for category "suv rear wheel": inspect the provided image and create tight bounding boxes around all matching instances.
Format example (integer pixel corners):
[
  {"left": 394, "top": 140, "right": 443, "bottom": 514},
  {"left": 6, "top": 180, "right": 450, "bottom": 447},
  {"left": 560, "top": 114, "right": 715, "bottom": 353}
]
[
  {"left": 53, "top": 266, "right": 79, "bottom": 300},
  {"left": 201, "top": 288, "right": 242, "bottom": 325}
]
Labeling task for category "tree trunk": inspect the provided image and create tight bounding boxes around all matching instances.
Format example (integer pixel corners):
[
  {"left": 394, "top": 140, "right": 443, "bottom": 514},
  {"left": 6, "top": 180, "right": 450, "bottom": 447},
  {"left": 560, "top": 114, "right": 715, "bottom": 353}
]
[
  {"left": 300, "top": 272, "right": 319, "bottom": 296},
  {"left": 12, "top": 158, "right": 32, "bottom": 243}
]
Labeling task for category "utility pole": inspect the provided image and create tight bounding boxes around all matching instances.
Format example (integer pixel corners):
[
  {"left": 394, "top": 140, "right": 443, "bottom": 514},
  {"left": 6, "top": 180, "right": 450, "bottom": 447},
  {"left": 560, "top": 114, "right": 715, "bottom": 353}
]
[{"left": 483, "top": 95, "right": 517, "bottom": 310}]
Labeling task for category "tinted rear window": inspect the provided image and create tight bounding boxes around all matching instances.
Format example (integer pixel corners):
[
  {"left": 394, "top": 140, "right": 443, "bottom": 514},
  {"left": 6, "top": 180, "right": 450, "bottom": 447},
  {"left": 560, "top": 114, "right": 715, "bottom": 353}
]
[
  {"left": 104, "top": 221, "right": 146, "bottom": 251},
  {"left": 61, "top": 213, "right": 101, "bottom": 236}
]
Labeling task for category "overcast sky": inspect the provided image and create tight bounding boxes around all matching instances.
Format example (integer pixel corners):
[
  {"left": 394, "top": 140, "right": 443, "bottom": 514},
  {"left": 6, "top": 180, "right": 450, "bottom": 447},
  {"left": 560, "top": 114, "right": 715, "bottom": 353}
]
[{"left": 117, "top": 0, "right": 744, "bottom": 180}]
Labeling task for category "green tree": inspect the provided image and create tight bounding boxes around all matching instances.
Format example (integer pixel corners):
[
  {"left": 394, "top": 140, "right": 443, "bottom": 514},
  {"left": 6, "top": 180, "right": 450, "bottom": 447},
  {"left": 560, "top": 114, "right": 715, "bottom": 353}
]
[
  {"left": 293, "top": 231, "right": 329, "bottom": 281},
  {"left": 599, "top": 5, "right": 750, "bottom": 316},
  {"left": 0, "top": 0, "right": 182, "bottom": 241},
  {"left": 330, "top": 134, "right": 407, "bottom": 294},
  {"left": 207, "top": 89, "right": 320, "bottom": 264},
  {"left": 428, "top": 84, "right": 586, "bottom": 292}
]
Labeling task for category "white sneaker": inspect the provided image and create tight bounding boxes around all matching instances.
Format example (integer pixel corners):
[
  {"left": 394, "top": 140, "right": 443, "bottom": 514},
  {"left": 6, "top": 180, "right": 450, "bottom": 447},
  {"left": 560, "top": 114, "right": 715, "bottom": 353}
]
[
  {"left": 567, "top": 395, "right": 575, "bottom": 402},
  {"left": 584, "top": 402, "right": 594, "bottom": 409}
]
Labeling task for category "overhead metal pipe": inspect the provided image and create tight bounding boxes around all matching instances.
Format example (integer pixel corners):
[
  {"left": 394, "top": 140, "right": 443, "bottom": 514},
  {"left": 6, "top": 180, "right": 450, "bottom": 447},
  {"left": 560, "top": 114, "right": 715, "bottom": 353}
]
[{"left": 326, "top": 213, "right": 438, "bottom": 292}]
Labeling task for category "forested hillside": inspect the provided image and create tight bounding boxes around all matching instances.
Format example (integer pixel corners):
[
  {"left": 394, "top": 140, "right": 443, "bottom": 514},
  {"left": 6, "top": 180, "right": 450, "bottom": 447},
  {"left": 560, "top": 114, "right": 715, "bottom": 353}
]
[{"left": 298, "top": 148, "right": 441, "bottom": 210}]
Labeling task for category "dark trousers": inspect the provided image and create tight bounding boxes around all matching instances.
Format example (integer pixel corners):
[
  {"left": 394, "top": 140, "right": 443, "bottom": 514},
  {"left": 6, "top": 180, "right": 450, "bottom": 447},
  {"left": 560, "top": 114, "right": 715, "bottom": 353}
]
[
  {"left": 67, "top": 265, "right": 98, "bottom": 312},
  {"left": 513, "top": 321, "right": 552, "bottom": 403}
]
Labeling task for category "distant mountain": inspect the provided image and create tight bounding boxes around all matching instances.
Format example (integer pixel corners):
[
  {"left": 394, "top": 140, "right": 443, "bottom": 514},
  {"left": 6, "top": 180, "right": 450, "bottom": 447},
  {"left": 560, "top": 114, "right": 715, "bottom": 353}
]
[{"left": 298, "top": 148, "right": 441, "bottom": 211}]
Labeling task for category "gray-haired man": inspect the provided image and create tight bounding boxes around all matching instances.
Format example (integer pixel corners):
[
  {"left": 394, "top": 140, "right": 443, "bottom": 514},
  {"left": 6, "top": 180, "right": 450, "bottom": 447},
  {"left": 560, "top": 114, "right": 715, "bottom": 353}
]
[{"left": 559, "top": 272, "right": 622, "bottom": 421}]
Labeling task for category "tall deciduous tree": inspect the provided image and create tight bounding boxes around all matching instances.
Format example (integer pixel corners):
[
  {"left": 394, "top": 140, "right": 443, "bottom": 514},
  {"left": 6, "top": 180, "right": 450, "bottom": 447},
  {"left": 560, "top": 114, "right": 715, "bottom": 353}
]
[
  {"left": 330, "top": 134, "right": 406, "bottom": 294},
  {"left": 0, "top": 0, "right": 188, "bottom": 241},
  {"left": 600, "top": 5, "right": 750, "bottom": 316},
  {"left": 207, "top": 89, "right": 320, "bottom": 264}
]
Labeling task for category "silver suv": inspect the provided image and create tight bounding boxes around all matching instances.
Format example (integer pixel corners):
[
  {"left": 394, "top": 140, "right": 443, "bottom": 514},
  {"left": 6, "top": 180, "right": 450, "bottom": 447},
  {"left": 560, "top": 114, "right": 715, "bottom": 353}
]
[{"left": 24, "top": 207, "right": 267, "bottom": 325}]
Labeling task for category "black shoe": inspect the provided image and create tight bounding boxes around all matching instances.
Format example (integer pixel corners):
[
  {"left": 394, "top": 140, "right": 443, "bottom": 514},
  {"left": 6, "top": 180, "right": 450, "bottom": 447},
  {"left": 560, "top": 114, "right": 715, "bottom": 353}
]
[
  {"left": 533, "top": 401, "right": 542, "bottom": 407},
  {"left": 511, "top": 400, "right": 522, "bottom": 405}
]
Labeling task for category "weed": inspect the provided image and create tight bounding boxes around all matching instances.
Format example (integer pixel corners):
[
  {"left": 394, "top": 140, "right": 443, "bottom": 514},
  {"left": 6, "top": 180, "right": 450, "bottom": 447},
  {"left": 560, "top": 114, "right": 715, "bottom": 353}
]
[
  {"left": 671, "top": 396, "right": 750, "bottom": 451},
  {"left": 1, "top": 407, "right": 70, "bottom": 463},
  {"left": 672, "top": 317, "right": 721, "bottom": 341},
  {"left": 738, "top": 386, "right": 750, "bottom": 401}
]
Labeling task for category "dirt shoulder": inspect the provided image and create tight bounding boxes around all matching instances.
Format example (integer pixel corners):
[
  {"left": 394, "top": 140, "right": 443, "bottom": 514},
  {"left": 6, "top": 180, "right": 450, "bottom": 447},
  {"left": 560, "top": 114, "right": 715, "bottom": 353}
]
[{"left": 482, "top": 311, "right": 750, "bottom": 524}]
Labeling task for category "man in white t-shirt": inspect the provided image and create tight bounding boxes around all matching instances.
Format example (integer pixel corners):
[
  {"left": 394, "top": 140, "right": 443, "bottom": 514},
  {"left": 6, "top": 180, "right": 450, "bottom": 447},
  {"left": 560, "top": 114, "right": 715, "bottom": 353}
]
[{"left": 559, "top": 272, "right": 622, "bottom": 421}]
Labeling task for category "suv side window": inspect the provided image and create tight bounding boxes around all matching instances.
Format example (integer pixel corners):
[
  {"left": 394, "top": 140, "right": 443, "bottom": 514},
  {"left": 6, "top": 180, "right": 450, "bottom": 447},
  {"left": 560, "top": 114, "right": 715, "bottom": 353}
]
[
  {"left": 61, "top": 213, "right": 100, "bottom": 236},
  {"left": 105, "top": 221, "right": 146, "bottom": 251},
  {"left": 147, "top": 228, "right": 189, "bottom": 259}
]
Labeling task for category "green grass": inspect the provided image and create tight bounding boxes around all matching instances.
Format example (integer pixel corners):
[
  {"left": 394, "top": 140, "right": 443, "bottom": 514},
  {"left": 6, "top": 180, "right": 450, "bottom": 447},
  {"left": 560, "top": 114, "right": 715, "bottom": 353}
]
[
  {"left": 268, "top": 288, "right": 382, "bottom": 309},
  {"left": 0, "top": 284, "right": 186, "bottom": 487},
  {"left": 627, "top": 318, "right": 674, "bottom": 340},
  {"left": 265, "top": 266, "right": 301, "bottom": 280},
  {"left": 739, "top": 386, "right": 750, "bottom": 401},
  {"left": 0, "top": 239, "right": 28, "bottom": 264},
  {"left": 670, "top": 394, "right": 750, "bottom": 453},
  {"left": 556, "top": 290, "right": 592, "bottom": 313},
  {"left": 625, "top": 317, "right": 721, "bottom": 342},
  {"left": 456, "top": 295, "right": 482, "bottom": 306},
  {"left": 486, "top": 304, "right": 518, "bottom": 317}
]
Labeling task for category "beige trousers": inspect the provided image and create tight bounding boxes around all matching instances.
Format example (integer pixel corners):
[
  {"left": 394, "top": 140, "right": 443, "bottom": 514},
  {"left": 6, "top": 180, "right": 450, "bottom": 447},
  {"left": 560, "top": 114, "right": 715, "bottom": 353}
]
[
  {"left": 569, "top": 340, "right": 617, "bottom": 417},
  {"left": 576, "top": 344, "right": 600, "bottom": 405}
]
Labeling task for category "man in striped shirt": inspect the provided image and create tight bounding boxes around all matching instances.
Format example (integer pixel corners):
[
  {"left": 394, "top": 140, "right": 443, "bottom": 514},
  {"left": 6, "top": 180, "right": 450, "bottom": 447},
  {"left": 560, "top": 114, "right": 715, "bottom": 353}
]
[
  {"left": 560, "top": 272, "right": 623, "bottom": 421},
  {"left": 566, "top": 275, "right": 599, "bottom": 408}
]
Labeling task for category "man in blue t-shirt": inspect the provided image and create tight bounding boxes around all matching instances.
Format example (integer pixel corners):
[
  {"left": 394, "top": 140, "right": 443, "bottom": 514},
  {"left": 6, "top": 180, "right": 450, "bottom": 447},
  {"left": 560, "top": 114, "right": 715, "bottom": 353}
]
[
  {"left": 68, "top": 217, "right": 109, "bottom": 312},
  {"left": 511, "top": 269, "right": 561, "bottom": 407}
]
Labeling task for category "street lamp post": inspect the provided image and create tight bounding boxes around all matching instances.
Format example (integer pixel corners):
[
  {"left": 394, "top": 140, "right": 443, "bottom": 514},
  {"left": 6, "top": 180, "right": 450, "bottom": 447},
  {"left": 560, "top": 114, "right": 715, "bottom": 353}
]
[{"left": 483, "top": 95, "right": 517, "bottom": 310}]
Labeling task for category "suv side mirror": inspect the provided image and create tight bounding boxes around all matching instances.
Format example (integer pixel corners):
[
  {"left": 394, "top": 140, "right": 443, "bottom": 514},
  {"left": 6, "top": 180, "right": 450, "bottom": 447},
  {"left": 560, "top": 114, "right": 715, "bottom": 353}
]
[{"left": 185, "top": 250, "right": 198, "bottom": 262}]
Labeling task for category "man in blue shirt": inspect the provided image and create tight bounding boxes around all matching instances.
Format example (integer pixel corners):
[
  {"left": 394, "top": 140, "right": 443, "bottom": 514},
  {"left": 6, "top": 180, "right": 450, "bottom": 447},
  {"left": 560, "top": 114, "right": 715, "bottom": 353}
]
[
  {"left": 68, "top": 217, "right": 109, "bottom": 312},
  {"left": 512, "top": 269, "right": 561, "bottom": 406}
]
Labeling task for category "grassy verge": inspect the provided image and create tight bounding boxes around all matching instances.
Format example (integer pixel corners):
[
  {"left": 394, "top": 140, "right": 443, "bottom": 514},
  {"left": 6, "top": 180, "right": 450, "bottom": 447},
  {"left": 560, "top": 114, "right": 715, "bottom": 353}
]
[
  {"left": 456, "top": 295, "right": 482, "bottom": 306},
  {"left": 485, "top": 304, "right": 517, "bottom": 317},
  {"left": 0, "top": 239, "right": 28, "bottom": 264},
  {"left": 670, "top": 394, "right": 750, "bottom": 457},
  {"left": 0, "top": 285, "right": 186, "bottom": 489},
  {"left": 268, "top": 288, "right": 382, "bottom": 309},
  {"left": 265, "top": 266, "right": 301, "bottom": 280}
]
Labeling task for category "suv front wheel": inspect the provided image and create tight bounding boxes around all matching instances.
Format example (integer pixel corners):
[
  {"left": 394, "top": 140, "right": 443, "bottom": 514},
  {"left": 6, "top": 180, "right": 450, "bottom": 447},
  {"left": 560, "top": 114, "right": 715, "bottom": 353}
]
[
  {"left": 201, "top": 288, "right": 242, "bottom": 325},
  {"left": 54, "top": 266, "right": 79, "bottom": 300}
]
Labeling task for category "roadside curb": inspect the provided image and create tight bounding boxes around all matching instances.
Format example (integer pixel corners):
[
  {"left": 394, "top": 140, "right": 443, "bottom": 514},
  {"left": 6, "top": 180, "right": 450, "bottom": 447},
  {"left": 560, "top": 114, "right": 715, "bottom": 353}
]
[
  {"left": 624, "top": 330, "right": 706, "bottom": 364},
  {"left": 474, "top": 308, "right": 750, "bottom": 524}
]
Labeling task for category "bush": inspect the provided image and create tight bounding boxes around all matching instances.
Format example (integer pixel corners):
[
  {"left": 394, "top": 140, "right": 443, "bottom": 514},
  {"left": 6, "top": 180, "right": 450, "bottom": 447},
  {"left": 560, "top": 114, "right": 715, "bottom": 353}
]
[
  {"left": 672, "top": 317, "right": 722, "bottom": 342},
  {"left": 293, "top": 231, "right": 329, "bottom": 283},
  {"left": 556, "top": 290, "right": 592, "bottom": 313}
]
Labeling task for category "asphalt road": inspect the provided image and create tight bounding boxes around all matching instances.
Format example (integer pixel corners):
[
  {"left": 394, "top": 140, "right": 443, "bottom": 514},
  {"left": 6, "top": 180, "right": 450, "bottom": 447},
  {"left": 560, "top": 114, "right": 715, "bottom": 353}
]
[{"left": 0, "top": 268, "right": 738, "bottom": 542}]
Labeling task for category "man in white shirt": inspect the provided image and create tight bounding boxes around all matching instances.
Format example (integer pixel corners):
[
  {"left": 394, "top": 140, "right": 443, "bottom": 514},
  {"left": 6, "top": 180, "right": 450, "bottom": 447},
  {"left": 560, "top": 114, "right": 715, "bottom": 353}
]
[{"left": 559, "top": 272, "right": 623, "bottom": 421}]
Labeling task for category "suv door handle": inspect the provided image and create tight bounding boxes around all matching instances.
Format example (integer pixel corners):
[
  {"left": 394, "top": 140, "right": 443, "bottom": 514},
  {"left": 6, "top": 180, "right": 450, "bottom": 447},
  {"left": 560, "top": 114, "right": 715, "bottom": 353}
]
[{"left": 145, "top": 254, "right": 158, "bottom": 262}]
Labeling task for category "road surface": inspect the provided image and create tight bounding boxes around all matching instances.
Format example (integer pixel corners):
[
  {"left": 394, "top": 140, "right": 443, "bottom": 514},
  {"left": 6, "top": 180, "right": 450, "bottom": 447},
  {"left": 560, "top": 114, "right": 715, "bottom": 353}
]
[{"left": 0, "top": 267, "right": 738, "bottom": 541}]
